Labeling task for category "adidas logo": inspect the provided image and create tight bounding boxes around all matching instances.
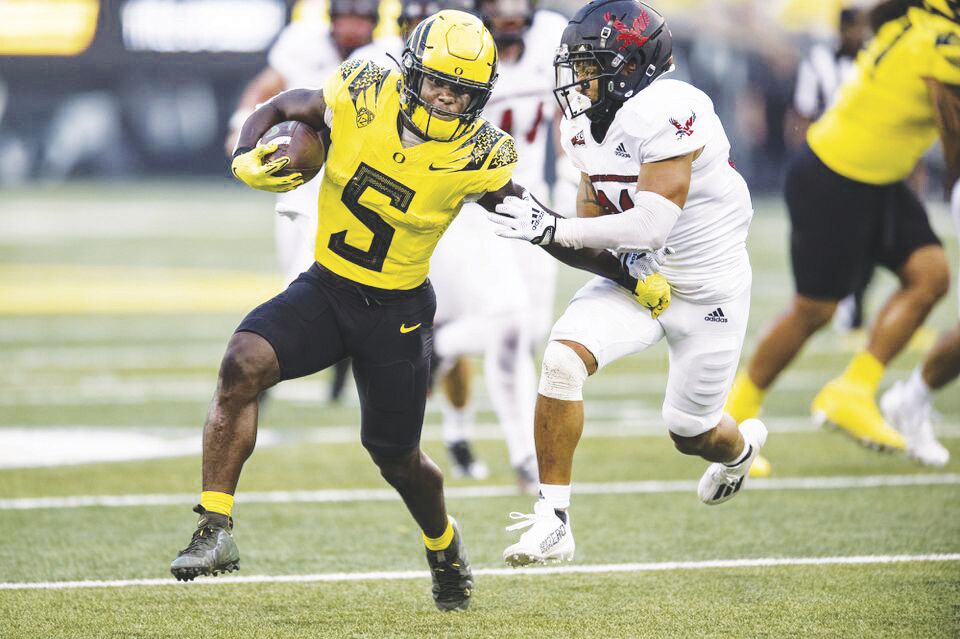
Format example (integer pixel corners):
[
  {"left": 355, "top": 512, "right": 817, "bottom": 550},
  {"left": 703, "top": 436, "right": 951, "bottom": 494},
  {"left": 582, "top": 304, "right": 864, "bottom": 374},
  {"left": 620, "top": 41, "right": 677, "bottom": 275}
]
[
  {"left": 704, "top": 307, "right": 728, "bottom": 323},
  {"left": 614, "top": 142, "right": 631, "bottom": 158}
]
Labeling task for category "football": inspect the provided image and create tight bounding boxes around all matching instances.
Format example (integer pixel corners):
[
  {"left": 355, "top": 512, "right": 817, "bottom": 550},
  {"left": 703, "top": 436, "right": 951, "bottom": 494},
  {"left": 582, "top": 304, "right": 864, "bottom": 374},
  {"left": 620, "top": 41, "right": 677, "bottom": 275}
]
[{"left": 258, "top": 120, "right": 326, "bottom": 182}]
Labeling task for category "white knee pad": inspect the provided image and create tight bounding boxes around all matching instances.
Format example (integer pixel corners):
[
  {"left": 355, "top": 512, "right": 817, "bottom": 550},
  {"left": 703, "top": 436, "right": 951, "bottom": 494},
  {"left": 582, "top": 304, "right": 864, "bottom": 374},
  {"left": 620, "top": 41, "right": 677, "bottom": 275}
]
[
  {"left": 538, "top": 341, "right": 589, "bottom": 401},
  {"left": 662, "top": 403, "right": 718, "bottom": 439}
]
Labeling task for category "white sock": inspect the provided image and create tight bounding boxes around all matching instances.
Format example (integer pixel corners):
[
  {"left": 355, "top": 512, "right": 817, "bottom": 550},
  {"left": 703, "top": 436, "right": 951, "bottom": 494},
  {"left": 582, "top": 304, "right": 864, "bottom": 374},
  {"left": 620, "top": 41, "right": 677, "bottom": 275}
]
[
  {"left": 441, "top": 402, "right": 474, "bottom": 446},
  {"left": 905, "top": 366, "right": 932, "bottom": 403},
  {"left": 724, "top": 441, "right": 753, "bottom": 467},
  {"left": 539, "top": 483, "right": 571, "bottom": 510}
]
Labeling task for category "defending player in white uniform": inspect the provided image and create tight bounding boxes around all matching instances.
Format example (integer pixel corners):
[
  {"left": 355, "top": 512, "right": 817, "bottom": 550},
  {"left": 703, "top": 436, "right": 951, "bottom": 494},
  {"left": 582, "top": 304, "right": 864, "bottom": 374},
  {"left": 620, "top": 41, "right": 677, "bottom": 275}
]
[{"left": 487, "top": 0, "right": 768, "bottom": 565}]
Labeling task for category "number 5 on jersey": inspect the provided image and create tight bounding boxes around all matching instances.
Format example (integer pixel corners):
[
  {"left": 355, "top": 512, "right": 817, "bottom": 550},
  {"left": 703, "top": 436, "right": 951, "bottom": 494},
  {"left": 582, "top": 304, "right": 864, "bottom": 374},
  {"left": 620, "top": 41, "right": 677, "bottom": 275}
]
[{"left": 329, "top": 163, "right": 416, "bottom": 272}]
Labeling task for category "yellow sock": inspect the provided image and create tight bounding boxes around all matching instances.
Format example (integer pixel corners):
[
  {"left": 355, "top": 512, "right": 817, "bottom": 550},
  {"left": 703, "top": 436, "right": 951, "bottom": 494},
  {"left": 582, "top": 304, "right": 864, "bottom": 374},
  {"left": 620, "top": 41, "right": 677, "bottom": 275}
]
[
  {"left": 840, "top": 351, "right": 885, "bottom": 392},
  {"left": 726, "top": 371, "right": 765, "bottom": 423},
  {"left": 200, "top": 491, "right": 234, "bottom": 517},
  {"left": 422, "top": 516, "right": 454, "bottom": 551}
]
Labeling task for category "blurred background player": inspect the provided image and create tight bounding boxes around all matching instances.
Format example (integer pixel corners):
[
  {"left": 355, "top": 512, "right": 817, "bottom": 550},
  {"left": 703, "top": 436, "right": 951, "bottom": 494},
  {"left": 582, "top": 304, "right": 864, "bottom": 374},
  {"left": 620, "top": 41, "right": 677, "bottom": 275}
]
[
  {"left": 226, "top": 0, "right": 380, "bottom": 402},
  {"left": 726, "top": 0, "right": 960, "bottom": 461},
  {"left": 788, "top": 6, "right": 872, "bottom": 334},
  {"left": 354, "top": 0, "right": 567, "bottom": 491},
  {"left": 429, "top": 0, "right": 569, "bottom": 490}
]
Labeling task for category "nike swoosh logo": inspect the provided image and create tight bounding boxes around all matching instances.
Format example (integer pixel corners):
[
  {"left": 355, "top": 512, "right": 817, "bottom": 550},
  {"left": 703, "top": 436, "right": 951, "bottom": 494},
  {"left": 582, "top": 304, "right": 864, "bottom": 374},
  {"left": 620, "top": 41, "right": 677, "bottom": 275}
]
[
  {"left": 428, "top": 163, "right": 454, "bottom": 171},
  {"left": 400, "top": 323, "right": 422, "bottom": 334}
]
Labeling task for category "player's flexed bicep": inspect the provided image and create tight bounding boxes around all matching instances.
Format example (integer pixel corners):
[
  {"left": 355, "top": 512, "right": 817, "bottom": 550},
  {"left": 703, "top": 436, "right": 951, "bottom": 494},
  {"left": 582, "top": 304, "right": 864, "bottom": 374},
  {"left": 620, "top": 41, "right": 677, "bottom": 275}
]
[
  {"left": 637, "top": 150, "right": 697, "bottom": 209},
  {"left": 231, "top": 89, "right": 330, "bottom": 193}
]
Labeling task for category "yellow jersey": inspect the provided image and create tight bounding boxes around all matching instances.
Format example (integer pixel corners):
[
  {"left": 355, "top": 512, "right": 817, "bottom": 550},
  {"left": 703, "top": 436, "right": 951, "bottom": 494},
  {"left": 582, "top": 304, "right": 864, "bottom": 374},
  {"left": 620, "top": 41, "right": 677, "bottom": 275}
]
[
  {"left": 314, "top": 59, "right": 517, "bottom": 290},
  {"left": 808, "top": 7, "right": 960, "bottom": 185}
]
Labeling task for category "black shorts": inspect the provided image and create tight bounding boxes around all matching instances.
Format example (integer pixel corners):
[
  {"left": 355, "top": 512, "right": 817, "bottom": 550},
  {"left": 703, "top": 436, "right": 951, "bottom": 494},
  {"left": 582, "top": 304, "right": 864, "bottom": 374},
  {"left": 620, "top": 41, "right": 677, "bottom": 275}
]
[
  {"left": 236, "top": 263, "right": 436, "bottom": 456},
  {"left": 785, "top": 144, "right": 940, "bottom": 300}
]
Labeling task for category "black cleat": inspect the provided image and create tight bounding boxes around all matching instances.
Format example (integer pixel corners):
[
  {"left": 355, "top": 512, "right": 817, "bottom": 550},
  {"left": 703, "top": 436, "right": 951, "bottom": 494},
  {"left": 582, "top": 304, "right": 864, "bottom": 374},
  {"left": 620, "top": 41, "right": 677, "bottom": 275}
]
[
  {"left": 170, "top": 505, "right": 240, "bottom": 581},
  {"left": 426, "top": 517, "right": 473, "bottom": 612}
]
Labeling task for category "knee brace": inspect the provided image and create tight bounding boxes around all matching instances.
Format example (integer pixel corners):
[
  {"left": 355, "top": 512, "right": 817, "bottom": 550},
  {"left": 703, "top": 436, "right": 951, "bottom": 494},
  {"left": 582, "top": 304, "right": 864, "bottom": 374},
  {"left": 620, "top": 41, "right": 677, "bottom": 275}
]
[{"left": 538, "top": 341, "right": 589, "bottom": 401}]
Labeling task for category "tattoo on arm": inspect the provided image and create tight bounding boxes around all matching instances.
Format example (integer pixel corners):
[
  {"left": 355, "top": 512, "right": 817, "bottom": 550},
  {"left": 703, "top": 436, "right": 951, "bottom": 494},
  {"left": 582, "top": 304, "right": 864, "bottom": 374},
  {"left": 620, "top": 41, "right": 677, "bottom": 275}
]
[{"left": 577, "top": 173, "right": 605, "bottom": 218}]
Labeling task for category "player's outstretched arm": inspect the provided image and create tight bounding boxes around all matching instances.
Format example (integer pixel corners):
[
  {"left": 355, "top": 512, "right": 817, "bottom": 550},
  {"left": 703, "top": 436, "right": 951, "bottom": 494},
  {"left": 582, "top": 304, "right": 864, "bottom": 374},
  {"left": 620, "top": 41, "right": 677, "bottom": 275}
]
[
  {"left": 488, "top": 152, "right": 696, "bottom": 253},
  {"left": 230, "top": 89, "right": 330, "bottom": 193},
  {"left": 477, "top": 180, "right": 628, "bottom": 284}
]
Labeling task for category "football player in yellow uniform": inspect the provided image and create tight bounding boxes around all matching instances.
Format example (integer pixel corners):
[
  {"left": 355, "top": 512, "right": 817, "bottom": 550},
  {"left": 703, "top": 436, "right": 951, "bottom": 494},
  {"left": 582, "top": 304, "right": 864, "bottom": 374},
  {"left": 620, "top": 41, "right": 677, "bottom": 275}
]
[
  {"left": 726, "top": 0, "right": 960, "bottom": 459},
  {"left": 168, "top": 9, "right": 638, "bottom": 610}
]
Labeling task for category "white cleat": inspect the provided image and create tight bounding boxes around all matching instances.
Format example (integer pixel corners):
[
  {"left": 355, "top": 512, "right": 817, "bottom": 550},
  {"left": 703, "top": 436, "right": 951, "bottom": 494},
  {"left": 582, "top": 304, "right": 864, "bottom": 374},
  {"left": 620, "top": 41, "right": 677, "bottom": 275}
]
[
  {"left": 698, "top": 418, "right": 768, "bottom": 505},
  {"left": 502, "top": 500, "right": 575, "bottom": 567},
  {"left": 880, "top": 381, "right": 950, "bottom": 467}
]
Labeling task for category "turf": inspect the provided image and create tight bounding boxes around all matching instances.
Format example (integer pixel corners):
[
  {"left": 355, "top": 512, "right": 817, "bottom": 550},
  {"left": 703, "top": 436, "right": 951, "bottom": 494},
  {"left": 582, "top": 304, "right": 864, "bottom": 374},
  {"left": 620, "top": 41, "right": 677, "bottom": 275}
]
[{"left": 0, "top": 182, "right": 958, "bottom": 637}]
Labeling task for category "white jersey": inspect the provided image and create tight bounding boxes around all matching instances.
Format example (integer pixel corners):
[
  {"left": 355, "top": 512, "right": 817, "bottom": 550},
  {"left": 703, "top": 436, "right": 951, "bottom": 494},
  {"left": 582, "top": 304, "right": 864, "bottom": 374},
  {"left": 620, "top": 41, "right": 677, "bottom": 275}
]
[
  {"left": 483, "top": 10, "right": 568, "bottom": 194},
  {"left": 560, "top": 78, "right": 753, "bottom": 303},
  {"left": 268, "top": 20, "right": 344, "bottom": 90}
]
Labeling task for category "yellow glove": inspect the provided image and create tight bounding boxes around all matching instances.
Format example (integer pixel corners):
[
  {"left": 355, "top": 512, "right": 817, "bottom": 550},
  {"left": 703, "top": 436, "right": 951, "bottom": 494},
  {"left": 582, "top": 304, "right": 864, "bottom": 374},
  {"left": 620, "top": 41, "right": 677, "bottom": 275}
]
[
  {"left": 632, "top": 272, "right": 671, "bottom": 319},
  {"left": 231, "top": 143, "right": 305, "bottom": 193}
]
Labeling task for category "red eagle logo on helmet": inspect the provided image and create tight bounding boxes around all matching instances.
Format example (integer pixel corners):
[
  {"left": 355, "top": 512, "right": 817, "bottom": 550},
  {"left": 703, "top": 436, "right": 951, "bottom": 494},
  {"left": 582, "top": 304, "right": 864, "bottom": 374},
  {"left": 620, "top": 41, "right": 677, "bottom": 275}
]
[
  {"left": 669, "top": 111, "right": 696, "bottom": 138},
  {"left": 603, "top": 10, "right": 651, "bottom": 51}
]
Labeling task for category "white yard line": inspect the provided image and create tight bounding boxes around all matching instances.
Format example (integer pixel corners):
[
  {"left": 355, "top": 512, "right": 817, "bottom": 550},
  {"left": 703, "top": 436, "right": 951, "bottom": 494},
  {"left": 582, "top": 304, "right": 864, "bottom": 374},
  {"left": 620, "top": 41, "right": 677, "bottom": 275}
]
[
  {"left": 1, "top": 553, "right": 957, "bottom": 591},
  {"left": 2, "top": 473, "right": 957, "bottom": 511}
]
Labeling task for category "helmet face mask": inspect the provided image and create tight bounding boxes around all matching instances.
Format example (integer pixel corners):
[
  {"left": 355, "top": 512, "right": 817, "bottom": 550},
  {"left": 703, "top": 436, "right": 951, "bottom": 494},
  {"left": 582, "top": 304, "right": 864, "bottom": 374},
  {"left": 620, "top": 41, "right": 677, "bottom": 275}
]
[
  {"left": 554, "top": 45, "right": 619, "bottom": 121},
  {"left": 399, "top": 10, "right": 499, "bottom": 142},
  {"left": 553, "top": 0, "right": 673, "bottom": 122}
]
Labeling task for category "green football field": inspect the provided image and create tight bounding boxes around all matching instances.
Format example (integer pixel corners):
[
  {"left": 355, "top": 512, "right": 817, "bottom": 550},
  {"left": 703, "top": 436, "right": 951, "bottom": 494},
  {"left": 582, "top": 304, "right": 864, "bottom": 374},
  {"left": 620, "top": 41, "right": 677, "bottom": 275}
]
[{"left": 1, "top": 182, "right": 958, "bottom": 638}]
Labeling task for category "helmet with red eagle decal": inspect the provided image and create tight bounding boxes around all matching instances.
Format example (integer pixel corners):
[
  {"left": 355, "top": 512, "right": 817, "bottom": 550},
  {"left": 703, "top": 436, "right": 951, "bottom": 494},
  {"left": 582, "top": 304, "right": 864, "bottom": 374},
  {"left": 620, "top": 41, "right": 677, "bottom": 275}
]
[{"left": 553, "top": 0, "right": 672, "bottom": 122}]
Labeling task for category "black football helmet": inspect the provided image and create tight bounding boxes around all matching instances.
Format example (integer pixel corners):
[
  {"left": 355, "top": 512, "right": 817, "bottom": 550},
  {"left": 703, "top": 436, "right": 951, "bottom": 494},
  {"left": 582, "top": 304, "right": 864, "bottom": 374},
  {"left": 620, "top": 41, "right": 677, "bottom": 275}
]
[{"left": 553, "top": 0, "right": 673, "bottom": 122}]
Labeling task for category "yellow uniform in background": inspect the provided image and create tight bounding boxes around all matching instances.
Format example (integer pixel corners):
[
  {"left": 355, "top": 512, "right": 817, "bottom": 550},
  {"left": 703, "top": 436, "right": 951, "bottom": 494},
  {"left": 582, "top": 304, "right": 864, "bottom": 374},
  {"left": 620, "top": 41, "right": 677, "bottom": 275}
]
[
  {"left": 316, "top": 59, "right": 517, "bottom": 290},
  {"left": 809, "top": 7, "right": 960, "bottom": 184}
]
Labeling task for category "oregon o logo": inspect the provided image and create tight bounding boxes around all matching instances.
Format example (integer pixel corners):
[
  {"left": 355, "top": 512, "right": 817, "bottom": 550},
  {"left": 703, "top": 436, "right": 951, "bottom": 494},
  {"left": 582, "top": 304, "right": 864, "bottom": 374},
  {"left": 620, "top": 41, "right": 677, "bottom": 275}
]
[
  {"left": 455, "top": 67, "right": 464, "bottom": 75},
  {"left": 393, "top": 152, "right": 406, "bottom": 163}
]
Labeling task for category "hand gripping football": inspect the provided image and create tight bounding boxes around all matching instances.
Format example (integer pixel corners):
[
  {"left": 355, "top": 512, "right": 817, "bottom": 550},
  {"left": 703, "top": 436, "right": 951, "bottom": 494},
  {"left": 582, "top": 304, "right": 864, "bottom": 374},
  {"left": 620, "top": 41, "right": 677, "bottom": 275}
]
[{"left": 257, "top": 121, "right": 326, "bottom": 182}]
